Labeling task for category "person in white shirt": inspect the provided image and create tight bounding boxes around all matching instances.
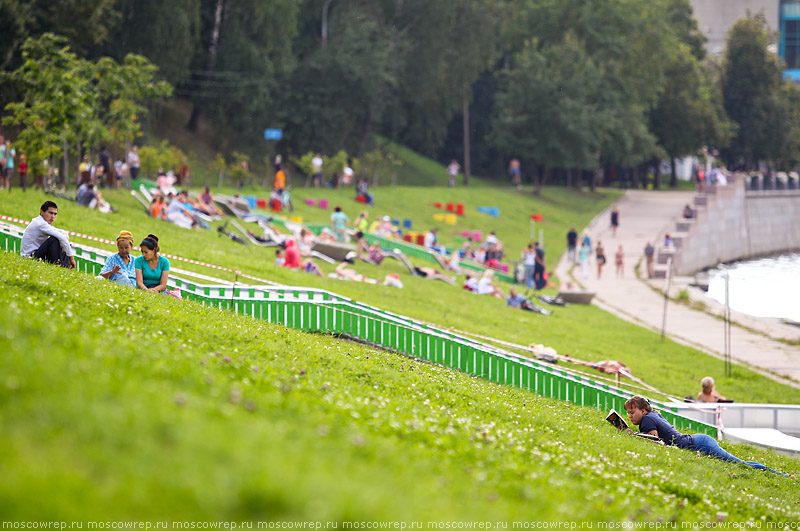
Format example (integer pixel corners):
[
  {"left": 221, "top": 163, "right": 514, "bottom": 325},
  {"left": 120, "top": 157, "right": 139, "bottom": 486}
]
[
  {"left": 423, "top": 228, "right": 439, "bottom": 251},
  {"left": 20, "top": 201, "right": 76, "bottom": 268},
  {"left": 312, "top": 153, "right": 323, "bottom": 188},
  {"left": 127, "top": 146, "right": 140, "bottom": 181},
  {"left": 447, "top": 160, "right": 460, "bottom": 187}
]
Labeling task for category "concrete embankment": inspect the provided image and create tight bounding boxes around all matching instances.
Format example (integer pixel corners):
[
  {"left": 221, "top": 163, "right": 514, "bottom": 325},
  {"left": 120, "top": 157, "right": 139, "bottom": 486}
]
[{"left": 674, "top": 178, "right": 800, "bottom": 275}]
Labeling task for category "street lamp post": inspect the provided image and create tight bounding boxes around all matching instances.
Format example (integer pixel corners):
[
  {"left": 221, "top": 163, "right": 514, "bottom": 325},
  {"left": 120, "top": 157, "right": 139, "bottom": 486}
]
[{"left": 322, "top": 0, "right": 334, "bottom": 47}]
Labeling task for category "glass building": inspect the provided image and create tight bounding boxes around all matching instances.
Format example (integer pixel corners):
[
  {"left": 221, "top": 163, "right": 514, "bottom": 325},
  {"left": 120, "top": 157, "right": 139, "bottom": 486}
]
[{"left": 780, "top": 0, "right": 800, "bottom": 80}]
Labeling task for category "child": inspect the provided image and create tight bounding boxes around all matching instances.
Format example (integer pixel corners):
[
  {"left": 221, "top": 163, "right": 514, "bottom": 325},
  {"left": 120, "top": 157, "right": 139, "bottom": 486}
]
[{"left": 624, "top": 396, "right": 786, "bottom": 475}]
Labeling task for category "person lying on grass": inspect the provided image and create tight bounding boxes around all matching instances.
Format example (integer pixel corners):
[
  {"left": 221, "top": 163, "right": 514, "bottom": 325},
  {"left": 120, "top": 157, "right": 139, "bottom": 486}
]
[
  {"left": 624, "top": 396, "right": 787, "bottom": 475},
  {"left": 134, "top": 234, "right": 170, "bottom": 293},
  {"left": 20, "top": 200, "right": 76, "bottom": 269},
  {"left": 333, "top": 262, "right": 378, "bottom": 284},
  {"left": 99, "top": 230, "right": 136, "bottom": 287}
]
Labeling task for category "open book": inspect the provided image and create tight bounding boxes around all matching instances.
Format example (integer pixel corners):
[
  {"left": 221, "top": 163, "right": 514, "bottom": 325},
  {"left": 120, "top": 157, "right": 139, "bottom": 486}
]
[{"left": 605, "top": 409, "right": 664, "bottom": 444}]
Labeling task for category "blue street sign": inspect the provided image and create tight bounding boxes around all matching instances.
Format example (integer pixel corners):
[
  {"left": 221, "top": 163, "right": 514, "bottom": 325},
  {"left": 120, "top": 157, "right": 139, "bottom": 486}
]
[{"left": 264, "top": 128, "right": 283, "bottom": 140}]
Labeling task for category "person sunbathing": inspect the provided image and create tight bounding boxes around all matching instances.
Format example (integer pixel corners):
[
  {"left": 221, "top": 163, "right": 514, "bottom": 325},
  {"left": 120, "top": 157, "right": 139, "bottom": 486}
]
[
  {"left": 412, "top": 265, "right": 455, "bottom": 284},
  {"left": 332, "top": 262, "right": 377, "bottom": 283},
  {"left": 563, "top": 355, "right": 631, "bottom": 377}
]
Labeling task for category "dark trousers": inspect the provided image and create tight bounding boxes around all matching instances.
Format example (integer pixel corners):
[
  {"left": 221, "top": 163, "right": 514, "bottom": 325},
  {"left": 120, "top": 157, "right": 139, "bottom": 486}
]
[
  {"left": 33, "top": 236, "right": 69, "bottom": 267},
  {"left": 534, "top": 265, "right": 546, "bottom": 289}
]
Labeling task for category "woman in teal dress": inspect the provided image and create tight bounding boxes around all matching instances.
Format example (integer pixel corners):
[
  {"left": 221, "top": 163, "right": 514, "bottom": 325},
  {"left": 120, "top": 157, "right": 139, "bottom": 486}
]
[{"left": 134, "top": 234, "right": 170, "bottom": 293}]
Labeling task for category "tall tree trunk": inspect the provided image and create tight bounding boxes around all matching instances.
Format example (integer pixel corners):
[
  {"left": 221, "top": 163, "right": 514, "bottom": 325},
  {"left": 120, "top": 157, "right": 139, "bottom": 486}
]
[
  {"left": 62, "top": 137, "right": 69, "bottom": 187},
  {"left": 565, "top": 168, "right": 572, "bottom": 188},
  {"left": 631, "top": 165, "right": 640, "bottom": 189},
  {"left": 670, "top": 157, "right": 677, "bottom": 188},
  {"left": 462, "top": 87, "right": 471, "bottom": 186},
  {"left": 534, "top": 165, "right": 544, "bottom": 196},
  {"left": 188, "top": 0, "right": 225, "bottom": 132},
  {"left": 653, "top": 159, "right": 662, "bottom": 190}
]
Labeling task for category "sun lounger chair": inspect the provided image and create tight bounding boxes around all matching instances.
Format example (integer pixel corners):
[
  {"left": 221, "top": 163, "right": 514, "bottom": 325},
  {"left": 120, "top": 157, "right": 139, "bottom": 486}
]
[
  {"left": 230, "top": 219, "right": 279, "bottom": 247},
  {"left": 556, "top": 290, "right": 595, "bottom": 305},
  {"left": 311, "top": 241, "right": 356, "bottom": 263},
  {"left": 131, "top": 190, "right": 150, "bottom": 212}
]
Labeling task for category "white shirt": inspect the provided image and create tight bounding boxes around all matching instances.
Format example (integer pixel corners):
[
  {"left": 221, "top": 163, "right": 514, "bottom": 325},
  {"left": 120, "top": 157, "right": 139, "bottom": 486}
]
[
  {"left": 127, "top": 150, "right": 140, "bottom": 168},
  {"left": 486, "top": 233, "right": 498, "bottom": 245},
  {"left": 21, "top": 215, "right": 74, "bottom": 257},
  {"left": 477, "top": 277, "right": 494, "bottom": 295},
  {"left": 312, "top": 156, "right": 323, "bottom": 171},
  {"left": 523, "top": 249, "right": 536, "bottom": 266},
  {"left": 424, "top": 232, "right": 436, "bottom": 249}
]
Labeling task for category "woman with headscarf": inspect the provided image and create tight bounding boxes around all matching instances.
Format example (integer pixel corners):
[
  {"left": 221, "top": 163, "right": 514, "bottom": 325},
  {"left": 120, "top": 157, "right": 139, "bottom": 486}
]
[
  {"left": 134, "top": 234, "right": 170, "bottom": 293},
  {"left": 100, "top": 230, "right": 137, "bottom": 286}
]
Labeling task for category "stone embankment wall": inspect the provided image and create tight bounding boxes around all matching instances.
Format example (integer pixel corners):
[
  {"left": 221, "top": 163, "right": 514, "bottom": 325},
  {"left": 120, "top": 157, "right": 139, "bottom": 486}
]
[{"left": 675, "top": 179, "right": 800, "bottom": 275}]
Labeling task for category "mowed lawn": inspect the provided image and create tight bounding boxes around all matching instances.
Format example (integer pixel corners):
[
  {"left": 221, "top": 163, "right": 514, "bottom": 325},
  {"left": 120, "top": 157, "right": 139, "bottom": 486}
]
[
  {"left": 2, "top": 185, "right": 798, "bottom": 405},
  {"left": 1, "top": 252, "right": 798, "bottom": 522}
]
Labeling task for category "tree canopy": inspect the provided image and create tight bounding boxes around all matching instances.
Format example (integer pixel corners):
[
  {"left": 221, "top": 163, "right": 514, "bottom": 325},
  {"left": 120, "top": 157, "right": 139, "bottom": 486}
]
[{"left": 2, "top": 1, "right": 800, "bottom": 184}]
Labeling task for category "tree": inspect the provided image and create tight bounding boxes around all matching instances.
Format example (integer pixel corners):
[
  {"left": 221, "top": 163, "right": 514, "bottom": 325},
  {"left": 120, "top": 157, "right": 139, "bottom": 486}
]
[
  {"left": 3, "top": 33, "right": 172, "bottom": 183},
  {"left": 185, "top": 0, "right": 298, "bottom": 154},
  {"left": 93, "top": 54, "right": 173, "bottom": 153},
  {"left": 650, "top": 45, "right": 734, "bottom": 187},
  {"left": 2, "top": 34, "right": 94, "bottom": 184},
  {"left": 720, "top": 14, "right": 785, "bottom": 168},
  {"left": 100, "top": 0, "right": 200, "bottom": 86},
  {"left": 491, "top": 37, "right": 608, "bottom": 194}
]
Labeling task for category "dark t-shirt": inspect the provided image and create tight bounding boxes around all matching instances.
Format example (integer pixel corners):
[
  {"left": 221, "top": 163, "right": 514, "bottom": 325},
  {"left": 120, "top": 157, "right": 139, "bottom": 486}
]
[
  {"left": 639, "top": 411, "right": 693, "bottom": 449},
  {"left": 567, "top": 230, "right": 578, "bottom": 247},
  {"left": 535, "top": 247, "right": 545, "bottom": 268},
  {"left": 644, "top": 244, "right": 655, "bottom": 258}
]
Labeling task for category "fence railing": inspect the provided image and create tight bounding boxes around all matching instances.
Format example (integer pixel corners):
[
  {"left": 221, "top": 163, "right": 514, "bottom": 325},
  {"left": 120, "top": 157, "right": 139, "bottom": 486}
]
[{"left": 0, "top": 225, "right": 715, "bottom": 436}]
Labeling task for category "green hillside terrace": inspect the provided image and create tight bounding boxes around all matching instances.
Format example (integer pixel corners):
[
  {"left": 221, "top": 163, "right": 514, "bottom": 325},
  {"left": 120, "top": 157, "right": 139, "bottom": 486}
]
[{"left": 1, "top": 252, "right": 799, "bottom": 522}]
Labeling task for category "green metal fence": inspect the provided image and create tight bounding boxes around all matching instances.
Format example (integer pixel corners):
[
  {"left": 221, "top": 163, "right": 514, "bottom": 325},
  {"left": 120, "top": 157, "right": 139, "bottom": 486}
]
[{"left": 0, "top": 226, "right": 715, "bottom": 436}]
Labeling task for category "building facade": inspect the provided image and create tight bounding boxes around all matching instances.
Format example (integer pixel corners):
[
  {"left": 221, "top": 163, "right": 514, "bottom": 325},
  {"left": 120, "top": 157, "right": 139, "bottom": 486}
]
[{"left": 690, "top": 0, "right": 800, "bottom": 79}]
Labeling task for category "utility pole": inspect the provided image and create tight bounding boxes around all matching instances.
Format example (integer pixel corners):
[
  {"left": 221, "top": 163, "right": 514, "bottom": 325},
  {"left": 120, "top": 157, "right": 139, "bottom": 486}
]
[
  {"left": 462, "top": 86, "right": 471, "bottom": 186},
  {"left": 322, "top": 0, "right": 334, "bottom": 48}
]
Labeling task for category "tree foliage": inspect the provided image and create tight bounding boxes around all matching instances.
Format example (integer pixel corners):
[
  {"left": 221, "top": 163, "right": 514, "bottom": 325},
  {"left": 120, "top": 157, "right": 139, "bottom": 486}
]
[{"left": 5, "top": 1, "right": 800, "bottom": 184}]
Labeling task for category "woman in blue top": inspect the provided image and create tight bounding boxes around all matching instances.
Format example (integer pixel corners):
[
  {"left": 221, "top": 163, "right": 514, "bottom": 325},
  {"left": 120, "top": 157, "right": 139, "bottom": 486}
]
[
  {"left": 100, "top": 230, "right": 137, "bottom": 286},
  {"left": 134, "top": 234, "right": 170, "bottom": 293},
  {"left": 624, "top": 396, "right": 787, "bottom": 475}
]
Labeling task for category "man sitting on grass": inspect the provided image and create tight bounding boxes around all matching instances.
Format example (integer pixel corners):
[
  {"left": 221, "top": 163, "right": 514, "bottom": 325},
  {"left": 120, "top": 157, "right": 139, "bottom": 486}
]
[{"left": 20, "top": 200, "right": 76, "bottom": 269}]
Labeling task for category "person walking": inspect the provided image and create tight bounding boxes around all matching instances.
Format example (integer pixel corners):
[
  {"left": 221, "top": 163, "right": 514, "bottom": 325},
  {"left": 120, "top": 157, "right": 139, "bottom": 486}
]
[
  {"left": 595, "top": 241, "right": 606, "bottom": 279},
  {"left": 447, "top": 160, "right": 460, "bottom": 188},
  {"left": 508, "top": 158, "right": 521, "bottom": 189},
  {"left": 615, "top": 245, "right": 624, "bottom": 278},
  {"left": 577, "top": 240, "right": 590, "bottom": 279},
  {"left": 644, "top": 242, "right": 655, "bottom": 278},
  {"left": 127, "top": 146, "right": 140, "bottom": 182},
  {"left": 567, "top": 226, "right": 578, "bottom": 263},
  {"left": 610, "top": 207, "right": 620, "bottom": 237}
]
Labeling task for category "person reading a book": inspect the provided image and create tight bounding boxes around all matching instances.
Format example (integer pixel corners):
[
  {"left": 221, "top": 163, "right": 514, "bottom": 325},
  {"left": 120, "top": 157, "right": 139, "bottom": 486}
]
[
  {"left": 696, "top": 377, "right": 726, "bottom": 403},
  {"left": 624, "top": 396, "right": 786, "bottom": 475}
]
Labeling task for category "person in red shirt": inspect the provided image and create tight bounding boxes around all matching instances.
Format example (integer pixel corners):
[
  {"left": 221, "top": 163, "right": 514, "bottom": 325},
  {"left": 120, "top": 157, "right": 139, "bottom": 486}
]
[{"left": 18, "top": 154, "right": 27, "bottom": 192}]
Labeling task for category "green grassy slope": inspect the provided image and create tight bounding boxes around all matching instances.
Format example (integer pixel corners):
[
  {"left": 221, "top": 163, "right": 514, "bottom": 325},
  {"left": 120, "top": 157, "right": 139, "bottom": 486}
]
[
  {"left": 1, "top": 252, "right": 798, "bottom": 522},
  {"left": 2, "top": 186, "right": 797, "bottom": 405}
]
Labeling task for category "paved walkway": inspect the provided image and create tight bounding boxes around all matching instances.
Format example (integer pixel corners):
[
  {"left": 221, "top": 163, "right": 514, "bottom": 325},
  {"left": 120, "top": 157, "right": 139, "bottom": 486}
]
[{"left": 554, "top": 190, "right": 800, "bottom": 385}]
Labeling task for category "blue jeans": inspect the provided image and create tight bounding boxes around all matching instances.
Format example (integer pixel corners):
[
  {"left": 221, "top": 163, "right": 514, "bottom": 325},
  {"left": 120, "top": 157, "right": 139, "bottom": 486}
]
[
  {"left": 691, "top": 434, "right": 786, "bottom": 475},
  {"left": 524, "top": 265, "right": 535, "bottom": 287}
]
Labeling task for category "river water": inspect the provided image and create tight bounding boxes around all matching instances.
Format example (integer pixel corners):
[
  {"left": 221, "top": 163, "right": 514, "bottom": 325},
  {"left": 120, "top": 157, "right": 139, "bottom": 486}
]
[{"left": 705, "top": 253, "right": 800, "bottom": 322}]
